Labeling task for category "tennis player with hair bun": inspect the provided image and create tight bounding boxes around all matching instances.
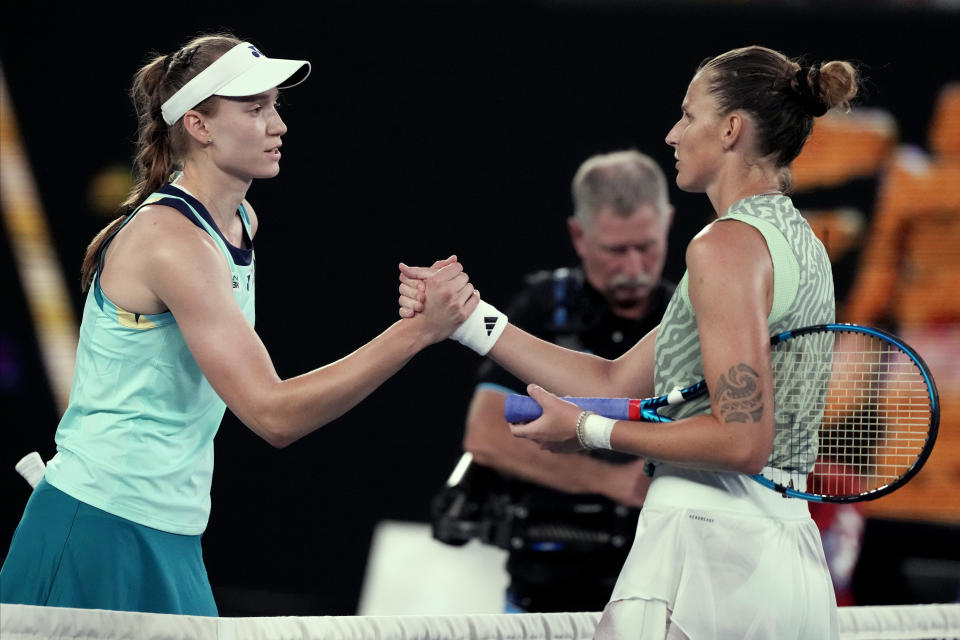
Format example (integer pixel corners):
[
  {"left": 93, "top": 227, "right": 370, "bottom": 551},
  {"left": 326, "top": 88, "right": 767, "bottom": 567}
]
[
  {"left": 0, "top": 33, "right": 477, "bottom": 616},
  {"left": 401, "top": 46, "right": 859, "bottom": 638}
]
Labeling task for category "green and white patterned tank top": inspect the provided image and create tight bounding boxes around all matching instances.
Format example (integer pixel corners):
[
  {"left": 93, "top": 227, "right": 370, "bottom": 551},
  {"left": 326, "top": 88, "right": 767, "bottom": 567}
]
[{"left": 652, "top": 194, "right": 835, "bottom": 471}]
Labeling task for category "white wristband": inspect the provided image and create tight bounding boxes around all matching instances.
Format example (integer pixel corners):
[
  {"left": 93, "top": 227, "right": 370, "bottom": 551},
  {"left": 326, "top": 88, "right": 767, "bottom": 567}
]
[
  {"left": 450, "top": 299, "right": 507, "bottom": 355},
  {"left": 582, "top": 414, "right": 617, "bottom": 450}
]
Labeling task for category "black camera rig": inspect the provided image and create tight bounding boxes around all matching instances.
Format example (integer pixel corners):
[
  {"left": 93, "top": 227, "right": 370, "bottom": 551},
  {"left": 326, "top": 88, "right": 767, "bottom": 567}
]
[{"left": 431, "top": 453, "right": 639, "bottom": 554}]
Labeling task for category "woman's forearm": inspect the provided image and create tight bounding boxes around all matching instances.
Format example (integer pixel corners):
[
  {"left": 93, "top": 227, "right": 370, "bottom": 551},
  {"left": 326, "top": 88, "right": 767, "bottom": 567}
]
[
  {"left": 488, "top": 324, "right": 657, "bottom": 399},
  {"left": 247, "top": 319, "right": 427, "bottom": 447}
]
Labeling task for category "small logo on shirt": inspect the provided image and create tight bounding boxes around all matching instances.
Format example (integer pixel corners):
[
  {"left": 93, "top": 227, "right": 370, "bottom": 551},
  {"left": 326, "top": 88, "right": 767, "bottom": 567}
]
[
  {"left": 484, "top": 316, "right": 499, "bottom": 336},
  {"left": 232, "top": 274, "right": 240, "bottom": 289},
  {"left": 688, "top": 513, "right": 714, "bottom": 524}
]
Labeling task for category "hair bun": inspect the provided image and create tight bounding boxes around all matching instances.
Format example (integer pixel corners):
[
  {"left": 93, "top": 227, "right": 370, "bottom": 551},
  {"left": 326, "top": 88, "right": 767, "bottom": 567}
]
[{"left": 818, "top": 60, "right": 859, "bottom": 112}]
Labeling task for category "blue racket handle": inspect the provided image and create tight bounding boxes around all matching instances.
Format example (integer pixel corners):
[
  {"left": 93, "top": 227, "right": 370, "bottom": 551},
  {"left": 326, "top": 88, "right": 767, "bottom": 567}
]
[{"left": 504, "top": 395, "right": 631, "bottom": 422}]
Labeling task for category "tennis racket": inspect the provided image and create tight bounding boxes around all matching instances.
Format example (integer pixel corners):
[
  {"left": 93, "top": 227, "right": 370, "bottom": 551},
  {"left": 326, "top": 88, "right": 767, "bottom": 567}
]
[{"left": 504, "top": 323, "right": 939, "bottom": 503}]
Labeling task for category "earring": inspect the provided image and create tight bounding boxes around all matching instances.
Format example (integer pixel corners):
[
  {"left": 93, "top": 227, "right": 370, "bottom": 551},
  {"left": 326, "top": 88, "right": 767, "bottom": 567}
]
[{"left": 206, "top": 138, "right": 213, "bottom": 145}]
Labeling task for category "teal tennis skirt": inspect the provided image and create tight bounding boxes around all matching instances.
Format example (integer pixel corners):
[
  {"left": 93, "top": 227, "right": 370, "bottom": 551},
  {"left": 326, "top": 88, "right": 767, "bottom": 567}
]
[{"left": 0, "top": 478, "right": 217, "bottom": 616}]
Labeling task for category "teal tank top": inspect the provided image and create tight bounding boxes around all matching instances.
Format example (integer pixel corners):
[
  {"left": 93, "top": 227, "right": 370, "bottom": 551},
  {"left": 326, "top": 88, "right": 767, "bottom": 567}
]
[
  {"left": 44, "top": 184, "right": 256, "bottom": 535},
  {"left": 652, "top": 194, "right": 835, "bottom": 471}
]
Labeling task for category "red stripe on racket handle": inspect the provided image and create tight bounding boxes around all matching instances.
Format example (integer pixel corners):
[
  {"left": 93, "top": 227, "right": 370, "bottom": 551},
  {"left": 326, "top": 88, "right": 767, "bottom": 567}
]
[{"left": 504, "top": 395, "right": 634, "bottom": 422}]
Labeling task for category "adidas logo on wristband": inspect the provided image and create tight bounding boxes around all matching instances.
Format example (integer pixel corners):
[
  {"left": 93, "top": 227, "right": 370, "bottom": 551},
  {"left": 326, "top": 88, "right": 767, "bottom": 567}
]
[{"left": 451, "top": 300, "right": 507, "bottom": 355}]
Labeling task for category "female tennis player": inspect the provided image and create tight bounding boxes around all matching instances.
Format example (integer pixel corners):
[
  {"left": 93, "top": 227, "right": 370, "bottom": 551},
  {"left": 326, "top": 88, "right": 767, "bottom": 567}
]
[
  {"left": 401, "top": 46, "right": 859, "bottom": 639},
  {"left": 0, "top": 33, "right": 477, "bottom": 616}
]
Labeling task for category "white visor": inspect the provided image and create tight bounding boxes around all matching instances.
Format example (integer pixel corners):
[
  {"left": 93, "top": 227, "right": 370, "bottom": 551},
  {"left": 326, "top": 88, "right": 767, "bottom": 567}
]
[{"left": 161, "top": 42, "right": 311, "bottom": 125}]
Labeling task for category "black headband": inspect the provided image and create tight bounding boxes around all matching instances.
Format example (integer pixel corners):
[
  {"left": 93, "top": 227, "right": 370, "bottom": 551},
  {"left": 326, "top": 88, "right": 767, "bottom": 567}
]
[{"left": 793, "top": 65, "right": 828, "bottom": 117}]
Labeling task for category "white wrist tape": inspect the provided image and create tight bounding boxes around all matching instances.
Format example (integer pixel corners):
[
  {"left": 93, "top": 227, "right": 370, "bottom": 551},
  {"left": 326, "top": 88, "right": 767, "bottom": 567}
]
[
  {"left": 450, "top": 299, "right": 507, "bottom": 355},
  {"left": 583, "top": 414, "right": 617, "bottom": 450}
]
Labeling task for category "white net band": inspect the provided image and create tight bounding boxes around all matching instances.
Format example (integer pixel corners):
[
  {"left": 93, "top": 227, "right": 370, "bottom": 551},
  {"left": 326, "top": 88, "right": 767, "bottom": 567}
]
[{"left": 2, "top": 603, "right": 958, "bottom": 640}]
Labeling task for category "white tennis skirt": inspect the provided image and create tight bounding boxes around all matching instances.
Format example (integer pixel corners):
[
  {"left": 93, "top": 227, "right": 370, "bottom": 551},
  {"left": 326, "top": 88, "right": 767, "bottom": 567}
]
[{"left": 597, "top": 465, "right": 839, "bottom": 640}]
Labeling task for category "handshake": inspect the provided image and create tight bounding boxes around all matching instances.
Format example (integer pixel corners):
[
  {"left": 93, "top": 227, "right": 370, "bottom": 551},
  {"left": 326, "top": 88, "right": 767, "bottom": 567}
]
[
  {"left": 396, "top": 255, "right": 506, "bottom": 355},
  {"left": 397, "top": 255, "right": 615, "bottom": 457}
]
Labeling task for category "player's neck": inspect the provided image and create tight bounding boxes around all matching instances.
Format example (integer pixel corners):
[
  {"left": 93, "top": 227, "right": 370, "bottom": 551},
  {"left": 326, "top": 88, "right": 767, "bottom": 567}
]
[
  {"left": 175, "top": 161, "right": 251, "bottom": 231},
  {"left": 708, "top": 164, "right": 782, "bottom": 217}
]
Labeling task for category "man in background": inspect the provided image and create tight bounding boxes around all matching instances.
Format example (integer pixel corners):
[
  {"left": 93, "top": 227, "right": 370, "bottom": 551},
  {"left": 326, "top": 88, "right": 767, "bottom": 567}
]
[{"left": 458, "top": 150, "right": 676, "bottom": 612}]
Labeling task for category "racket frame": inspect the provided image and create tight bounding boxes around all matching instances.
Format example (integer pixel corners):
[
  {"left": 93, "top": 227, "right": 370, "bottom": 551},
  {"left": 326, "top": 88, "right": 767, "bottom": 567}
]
[
  {"left": 758, "top": 323, "right": 940, "bottom": 502},
  {"left": 505, "top": 322, "right": 940, "bottom": 503}
]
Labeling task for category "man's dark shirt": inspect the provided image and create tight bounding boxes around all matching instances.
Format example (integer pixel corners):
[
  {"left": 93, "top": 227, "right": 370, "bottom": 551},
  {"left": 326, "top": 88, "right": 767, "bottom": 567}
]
[{"left": 474, "top": 265, "right": 675, "bottom": 612}]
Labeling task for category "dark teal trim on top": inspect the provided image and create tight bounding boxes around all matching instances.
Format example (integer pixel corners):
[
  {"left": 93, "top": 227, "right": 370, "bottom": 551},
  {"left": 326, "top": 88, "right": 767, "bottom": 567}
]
[{"left": 157, "top": 184, "right": 254, "bottom": 266}]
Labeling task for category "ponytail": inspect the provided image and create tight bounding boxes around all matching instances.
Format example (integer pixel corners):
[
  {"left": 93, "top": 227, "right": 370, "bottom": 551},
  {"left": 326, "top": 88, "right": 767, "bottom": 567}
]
[
  {"left": 80, "top": 55, "right": 173, "bottom": 290},
  {"left": 80, "top": 34, "right": 241, "bottom": 291}
]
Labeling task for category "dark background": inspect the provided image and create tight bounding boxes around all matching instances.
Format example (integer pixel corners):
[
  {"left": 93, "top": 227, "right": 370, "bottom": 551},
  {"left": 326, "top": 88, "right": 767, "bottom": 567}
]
[{"left": 2, "top": 1, "right": 958, "bottom": 615}]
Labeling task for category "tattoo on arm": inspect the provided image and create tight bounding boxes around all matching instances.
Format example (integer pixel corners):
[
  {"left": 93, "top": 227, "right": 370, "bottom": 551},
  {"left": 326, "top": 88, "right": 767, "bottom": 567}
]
[{"left": 715, "top": 363, "right": 764, "bottom": 423}]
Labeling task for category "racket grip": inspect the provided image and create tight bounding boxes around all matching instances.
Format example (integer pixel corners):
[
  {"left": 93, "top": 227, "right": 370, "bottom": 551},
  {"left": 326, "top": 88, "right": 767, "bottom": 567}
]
[{"left": 504, "top": 395, "right": 631, "bottom": 422}]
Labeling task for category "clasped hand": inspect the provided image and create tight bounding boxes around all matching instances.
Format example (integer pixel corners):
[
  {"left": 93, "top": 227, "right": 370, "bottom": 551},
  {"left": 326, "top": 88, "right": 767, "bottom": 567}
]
[
  {"left": 396, "top": 255, "right": 478, "bottom": 344},
  {"left": 398, "top": 259, "right": 586, "bottom": 453}
]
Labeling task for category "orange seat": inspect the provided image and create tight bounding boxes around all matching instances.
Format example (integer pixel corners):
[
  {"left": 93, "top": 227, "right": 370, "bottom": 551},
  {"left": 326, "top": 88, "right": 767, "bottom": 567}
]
[
  {"left": 798, "top": 85, "right": 960, "bottom": 523},
  {"left": 791, "top": 109, "right": 898, "bottom": 191}
]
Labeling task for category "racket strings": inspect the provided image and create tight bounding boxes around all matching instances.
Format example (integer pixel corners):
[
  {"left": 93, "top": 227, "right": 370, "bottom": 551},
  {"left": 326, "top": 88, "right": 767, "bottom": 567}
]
[{"left": 769, "top": 330, "right": 933, "bottom": 498}]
